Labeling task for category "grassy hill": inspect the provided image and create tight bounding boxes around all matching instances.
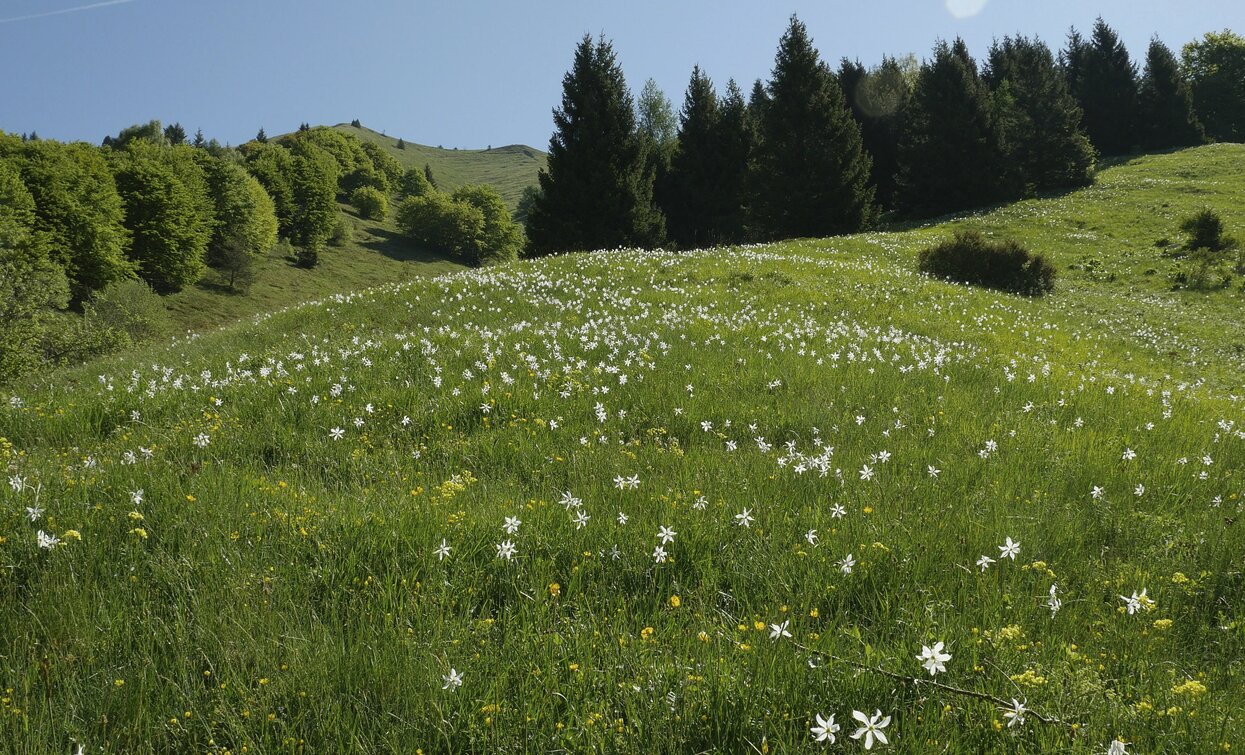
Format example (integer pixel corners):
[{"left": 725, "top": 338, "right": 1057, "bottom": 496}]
[
  {"left": 331, "top": 123, "right": 546, "bottom": 210},
  {"left": 3, "top": 145, "right": 1245, "bottom": 753}
]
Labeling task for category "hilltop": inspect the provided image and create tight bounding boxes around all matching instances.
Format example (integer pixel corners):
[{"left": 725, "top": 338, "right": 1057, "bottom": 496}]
[
  {"left": 2, "top": 145, "right": 1244, "bottom": 753},
  {"left": 327, "top": 123, "right": 546, "bottom": 210}
]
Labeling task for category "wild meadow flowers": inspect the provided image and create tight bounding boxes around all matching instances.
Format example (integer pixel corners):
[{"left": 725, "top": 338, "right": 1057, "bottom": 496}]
[{"left": 2, "top": 146, "right": 1245, "bottom": 752}]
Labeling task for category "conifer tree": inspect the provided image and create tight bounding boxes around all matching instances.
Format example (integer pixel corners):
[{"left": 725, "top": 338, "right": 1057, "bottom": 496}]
[
  {"left": 749, "top": 15, "right": 876, "bottom": 239},
  {"left": 715, "top": 80, "right": 754, "bottom": 242},
  {"left": 664, "top": 66, "right": 720, "bottom": 247},
  {"left": 192, "top": 129, "right": 206, "bottom": 148},
  {"left": 985, "top": 35, "right": 1095, "bottom": 195},
  {"left": 839, "top": 56, "right": 912, "bottom": 209},
  {"left": 424, "top": 163, "right": 437, "bottom": 189},
  {"left": 1137, "top": 37, "right": 1205, "bottom": 149},
  {"left": 896, "top": 39, "right": 1002, "bottom": 217},
  {"left": 526, "top": 34, "right": 665, "bottom": 255},
  {"left": 164, "top": 122, "right": 187, "bottom": 145},
  {"left": 256, "top": 127, "right": 268, "bottom": 144},
  {"left": 1064, "top": 18, "right": 1138, "bottom": 156}
]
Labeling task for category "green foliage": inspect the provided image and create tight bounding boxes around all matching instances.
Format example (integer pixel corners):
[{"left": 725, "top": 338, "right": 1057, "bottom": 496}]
[
  {"left": 281, "top": 126, "right": 370, "bottom": 195},
  {"left": 1064, "top": 18, "right": 1138, "bottom": 156},
  {"left": 111, "top": 147, "right": 212, "bottom": 294},
  {"left": 399, "top": 166, "right": 434, "bottom": 199},
  {"left": 1180, "top": 208, "right": 1237, "bottom": 253},
  {"left": 350, "top": 186, "right": 389, "bottom": 221},
  {"left": 163, "top": 122, "right": 187, "bottom": 146},
  {"left": 199, "top": 157, "right": 279, "bottom": 269},
  {"left": 0, "top": 159, "right": 69, "bottom": 385},
  {"left": 1178, "top": 210, "right": 1238, "bottom": 289},
  {"left": 450, "top": 184, "right": 523, "bottom": 264},
  {"left": 84, "top": 278, "right": 172, "bottom": 344},
  {"left": 240, "top": 142, "right": 296, "bottom": 235},
  {"left": 526, "top": 34, "right": 665, "bottom": 254},
  {"left": 1137, "top": 38, "right": 1205, "bottom": 149},
  {"left": 11, "top": 139, "right": 133, "bottom": 301},
  {"left": 1182, "top": 30, "right": 1245, "bottom": 142},
  {"left": 918, "top": 229, "right": 1056, "bottom": 296},
  {"left": 663, "top": 69, "right": 753, "bottom": 247},
  {"left": 985, "top": 35, "right": 1096, "bottom": 195},
  {"left": 514, "top": 185, "right": 540, "bottom": 227},
  {"left": 359, "top": 141, "right": 403, "bottom": 191},
  {"left": 637, "top": 78, "right": 678, "bottom": 150},
  {"left": 897, "top": 39, "right": 1002, "bottom": 217},
  {"left": 106, "top": 119, "right": 167, "bottom": 150},
  {"left": 839, "top": 56, "right": 912, "bottom": 209},
  {"left": 396, "top": 193, "right": 486, "bottom": 263},
  {"left": 749, "top": 16, "right": 876, "bottom": 239},
  {"left": 288, "top": 141, "right": 340, "bottom": 267}
]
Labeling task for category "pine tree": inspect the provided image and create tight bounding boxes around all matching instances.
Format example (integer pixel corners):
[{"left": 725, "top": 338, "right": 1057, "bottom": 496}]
[
  {"left": 897, "top": 39, "right": 1002, "bottom": 217},
  {"left": 164, "top": 122, "right": 187, "bottom": 145},
  {"left": 396, "top": 138, "right": 406, "bottom": 150},
  {"left": 256, "top": 127, "right": 268, "bottom": 144},
  {"left": 1137, "top": 37, "right": 1205, "bottom": 149},
  {"left": 192, "top": 129, "right": 206, "bottom": 149},
  {"left": 839, "top": 56, "right": 912, "bottom": 209},
  {"left": 716, "top": 80, "right": 754, "bottom": 243},
  {"left": 424, "top": 163, "right": 437, "bottom": 189},
  {"left": 749, "top": 15, "right": 876, "bottom": 239},
  {"left": 664, "top": 66, "right": 720, "bottom": 247},
  {"left": 985, "top": 35, "right": 1095, "bottom": 195},
  {"left": 1065, "top": 18, "right": 1138, "bottom": 156},
  {"left": 526, "top": 34, "right": 665, "bottom": 255}
]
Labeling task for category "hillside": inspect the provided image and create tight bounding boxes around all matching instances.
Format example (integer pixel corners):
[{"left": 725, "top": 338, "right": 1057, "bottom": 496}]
[
  {"left": 330, "top": 123, "right": 546, "bottom": 209},
  {"left": 3, "top": 145, "right": 1244, "bottom": 753}
]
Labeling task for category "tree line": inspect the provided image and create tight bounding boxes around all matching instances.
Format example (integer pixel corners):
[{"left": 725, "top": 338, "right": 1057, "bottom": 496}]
[
  {"left": 526, "top": 18, "right": 1245, "bottom": 254},
  {"left": 0, "top": 121, "right": 523, "bottom": 383}
]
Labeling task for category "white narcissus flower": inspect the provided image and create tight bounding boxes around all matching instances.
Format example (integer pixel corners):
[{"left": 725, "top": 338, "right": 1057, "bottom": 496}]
[
  {"left": 810, "top": 712, "right": 840, "bottom": 743},
  {"left": 917, "top": 641, "right": 951, "bottom": 675},
  {"left": 850, "top": 709, "right": 891, "bottom": 749},
  {"left": 768, "top": 620, "right": 792, "bottom": 640},
  {"left": 442, "top": 668, "right": 463, "bottom": 690},
  {"left": 1003, "top": 698, "right": 1026, "bottom": 728},
  {"left": 998, "top": 537, "right": 1020, "bottom": 560}
]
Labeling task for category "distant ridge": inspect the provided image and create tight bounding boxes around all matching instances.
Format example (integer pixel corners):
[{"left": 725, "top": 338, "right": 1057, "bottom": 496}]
[{"left": 326, "top": 123, "right": 547, "bottom": 210}]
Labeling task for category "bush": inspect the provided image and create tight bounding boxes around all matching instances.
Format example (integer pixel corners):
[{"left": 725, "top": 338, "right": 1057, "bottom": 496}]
[
  {"left": 918, "top": 230, "right": 1055, "bottom": 296},
  {"left": 87, "top": 279, "right": 172, "bottom": 343},
  {"left": 396, "top": 194, "right": 485, "bottom": 264},
  {"left": 328, "top": 213, "right": 350, "bottom": 247},
  {"left": 350, "top": 186, "right": 388, "bottom": 221},
  {"left": 1180, "top": 209, "right": 1236, "bottom": 254},
  {"left": 450, "top": 185, "right": 523, "bottom": 265}
]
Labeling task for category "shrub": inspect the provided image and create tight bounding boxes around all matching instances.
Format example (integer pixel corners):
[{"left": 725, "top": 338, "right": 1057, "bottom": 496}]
[
  {"left": 328, "top": 213, "right": 350, "bottom": 247},
  {"left": 450, "top": 185, "right": 523, "bottom": 265},
  {"left": 87, "top": 279, "right": 172, "bottom": 343},
  {"left": 918, "top": 230, "right": 1055, "bottom": 296},
  {"left": 1180, "top": 209, "right": 1236, "bottom": 254},
  {"left": 350, "top": 186, "right": 388, "bottom": 221},
  {"left": 396, "top": 194, "right": 486, "bottom": 264}
]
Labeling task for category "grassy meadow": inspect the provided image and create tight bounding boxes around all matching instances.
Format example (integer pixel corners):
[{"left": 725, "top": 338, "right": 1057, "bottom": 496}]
[
  {"left": 1, "top": 145, "right": 1244, "bottom": 753},
  {"left": 330, "top": 124, "right": 547, "bottom": 211}
]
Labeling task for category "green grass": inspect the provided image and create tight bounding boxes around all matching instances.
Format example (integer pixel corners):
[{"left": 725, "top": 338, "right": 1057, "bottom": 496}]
[
  {"left": 2, "top": 145, "right": 1245, "bottom": 753},
  {"left": 331, "top": 123, "right": 546, "bottom": 210},
  {"left": 162, "top": 201, "right": 463, "bottom": 334}
]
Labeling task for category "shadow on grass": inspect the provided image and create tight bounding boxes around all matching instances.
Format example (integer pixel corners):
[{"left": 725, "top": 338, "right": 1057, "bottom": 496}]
[{"left": 358, "top": 226, "right": 456, "bottom": 265}]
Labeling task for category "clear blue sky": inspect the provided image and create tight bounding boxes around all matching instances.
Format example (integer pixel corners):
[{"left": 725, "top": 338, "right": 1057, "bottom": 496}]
[{"left": 1, "top": 0, "right": 1241, "bottom": 150}]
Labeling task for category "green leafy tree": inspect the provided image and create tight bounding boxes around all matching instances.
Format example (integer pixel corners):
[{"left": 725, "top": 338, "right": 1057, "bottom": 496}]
[
  {"left": 360, "top": 141, "right": 403, "bottom": 191},
  {"left": 198, "top": 156, "right": 278, "bottom": 269},
  {"left": 288, "top": 141, "right": 339, "bottom": 267},
  {"left": 897, "top": 39, "right": 1003, "bottom": 217},
  {"left": 451, "top": 184, "right": 523, "bottom": 264},
  {"left": 111, "top": 148, "right": 212, "bottom": 293},
  {"left": 985, "top": 35, "right": 1095, "bottom": 195},
  {"left": 1137, "top": 38, "right": 1205, "bottom": 149},
  {"left": 839, "top": 56, "right": 913, "bottom": 209},
  {"left": 240, "top": 142, "right": 296, "bottom": 235},
  {"left": 525, "top": 34, "right": 665, "bottom": 254},
  {"left": 1182, "top": 30, "right": 1245, "bottom": 142},
  {"left": 1064, "top": 18, "right": 1138, "bottom": 156},
  {"left": 280, "top": 127, "right": 370, "bottom": 194},
  {"left": 396, "top": 193, "right": 486, "bottom": 262},
  {"left": 0, "top": 158, "right": 69, "bottom": 384},
  {"left": 399, "top": 166, "right": 434, "bottom": 198},
  {"left": 750, "top": 15, "right": 876, "bottom": 239},
  {"left": 15, "top": 140, "right": 133, "bottom": 301},
  {"left": 107, "top": 120, "right": 167, "bottom": 149},
  {"left": 350, "top": 186, "right": 389, "bottom": 221}
]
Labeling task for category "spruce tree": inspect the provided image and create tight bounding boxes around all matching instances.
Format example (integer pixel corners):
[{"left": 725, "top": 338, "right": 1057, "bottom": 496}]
[
  {"left": 839, "top": 56, "right": 912, "bottom": 210},
  {"left": 664, "top": 66, "right": 721, "bottom": 247},
  {"left": 256, "top": 127, "right": 268, "bottom": 144},
  {"left": 896, "top": 39, "right": 1002, "bottom": 217},
  {"left": 1137, "top": 37, "right": 1205, "bottom": 149},
  {"left": 192, "top": 129, "right": 206, "bottom": 149},
  {"left": 424, "top": 163, "right": 437, "bottom": 189},
  {"left": 525, "top": 34, "right": 665, "bottom": 255},
  {"left": 985, "top": 35, "right": 1095, "bottom": 195},
  {"left": 1065, "top": 18, "right": 1138, "bottom": 156},
  {"left": 164, "top": 122, "right": 187, "bottom": 145},
  {"left": 715, "top": 80, "right": 754, "bottom": 243},
  {"left": 749, "top": 15, "right": 876, "bottom": 240}
]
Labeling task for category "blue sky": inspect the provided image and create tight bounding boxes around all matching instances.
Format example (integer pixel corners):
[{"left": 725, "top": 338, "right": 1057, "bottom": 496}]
[{"left": 1, "top": 0, "right": 1241, "bottom": 150}]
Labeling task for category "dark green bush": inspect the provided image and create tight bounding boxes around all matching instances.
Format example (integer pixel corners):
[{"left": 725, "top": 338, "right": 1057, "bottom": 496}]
[{"left": 918, "top": 230, "right": 1055, "bottom": 296}]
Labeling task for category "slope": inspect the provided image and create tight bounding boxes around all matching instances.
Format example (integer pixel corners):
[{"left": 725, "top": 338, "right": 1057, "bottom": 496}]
[
  {"left": 2, "top": 145, "right": 1244, "bottom": 753},
  {"left": 331, "top": 123, "right": 546, "bottom": 209}
]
